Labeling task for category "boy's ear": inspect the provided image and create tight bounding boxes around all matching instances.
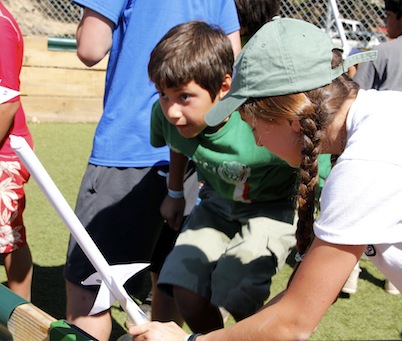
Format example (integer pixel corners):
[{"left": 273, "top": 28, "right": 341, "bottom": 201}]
[{"left": 218, "top": 74, "right": 232, "bottom": 99}]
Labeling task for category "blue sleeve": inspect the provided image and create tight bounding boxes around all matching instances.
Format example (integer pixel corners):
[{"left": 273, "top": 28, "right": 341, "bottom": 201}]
[
  {"left": 218, "top": 0, "right": 240, "bottom": 34},
  {"left": 73, "top": 0, "right": 128, "bottom": 25}
]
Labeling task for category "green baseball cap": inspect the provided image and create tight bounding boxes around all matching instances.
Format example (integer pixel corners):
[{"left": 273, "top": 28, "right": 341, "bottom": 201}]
[{"left": 205, "top": 17, "right": 377, "bottom": 127}]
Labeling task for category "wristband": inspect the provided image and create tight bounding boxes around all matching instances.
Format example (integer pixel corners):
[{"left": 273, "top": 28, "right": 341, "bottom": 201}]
[
  {"left": 167, "top": 188, "right": 184, "bottom": 199},
  {"left": 295, "top": 252, "right": 305, "bottom": 263},
  {"left": 183, "top": 333, "right": 202, "bottom": 341}
]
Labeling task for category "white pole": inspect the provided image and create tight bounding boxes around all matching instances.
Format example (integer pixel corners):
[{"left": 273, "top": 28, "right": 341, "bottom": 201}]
[
  {"left": 10, "top": 135, "right": 146, "bottom": 326},
  {"left": 329, "top": 0, "right": 351, "bottom": 56}
]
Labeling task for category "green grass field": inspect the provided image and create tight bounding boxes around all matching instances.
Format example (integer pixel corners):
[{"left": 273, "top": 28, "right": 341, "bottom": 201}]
[{"left": 1, "top": 122, "right": 401, "bottom": 340}]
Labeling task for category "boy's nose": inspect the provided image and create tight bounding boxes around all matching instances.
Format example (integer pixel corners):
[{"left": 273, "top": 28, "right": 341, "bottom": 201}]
[{"left": 166, "top": 104, "right": 182, "bottom": 119}]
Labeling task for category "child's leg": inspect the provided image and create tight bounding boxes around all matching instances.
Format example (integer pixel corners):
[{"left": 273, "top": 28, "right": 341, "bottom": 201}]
[
  {"left": 173, "top": 285, "right": 224, "bottom": 333},
  {"left": 65, "top": 280, "right": 112, "bottom": 341},
  {"left": 3, "top": 244, "right": 33, "bottom": 301},
  {"left": 150, "top": 271, "right": 183, "bottom": 324},
  {"left": 150, "top": 163, "right": 198, "bottom": 324},
  {"left": 64, "top": 165, "right": 168, "bottom": 340},
  {"left": 156, "top": 186, "right": 233, "bottom": 333},
  {"left": 210, "top": 206, "right": 296, "bottom": 321}
]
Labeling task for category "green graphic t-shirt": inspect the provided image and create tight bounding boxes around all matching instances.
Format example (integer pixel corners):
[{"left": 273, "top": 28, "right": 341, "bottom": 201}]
[{"left": 151, "top": 101, "right": 297, "bottom": 203}]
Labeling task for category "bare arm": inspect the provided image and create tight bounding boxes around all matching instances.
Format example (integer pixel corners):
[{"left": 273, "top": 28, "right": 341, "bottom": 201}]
[
  {"left": 199, "top": 239, "right": 366, "bottom": 340},
  {"left": 0, "top": 101, "right": 19, "bottom": 147},
  {"left": 168, "top": 150, "right": 189, "bottom": 192},
  {"left": 129, "top": 238, "right": 365, "bottom": 340},
  {"left": 160, "top": 150, "right": 189, "bottom": 230},
  {"left": 227, "top": 30, "right": 242, "bottom": 59},
  {"left": 76, "top": 8, "right": 114, "bottom": 66}
]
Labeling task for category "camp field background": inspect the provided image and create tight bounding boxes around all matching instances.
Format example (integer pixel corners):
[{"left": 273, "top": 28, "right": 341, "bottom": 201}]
[{"left": 0, "top": 122, "right": 401, "bottom": 340}]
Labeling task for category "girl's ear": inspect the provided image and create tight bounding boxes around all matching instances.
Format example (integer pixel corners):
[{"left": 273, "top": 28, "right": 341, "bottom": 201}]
[
  {"left": 218, "top": 74, "right": 232, "bottom": 99},
  {"left": 290, "top": 118, "right": 301, "bottom": 132}
]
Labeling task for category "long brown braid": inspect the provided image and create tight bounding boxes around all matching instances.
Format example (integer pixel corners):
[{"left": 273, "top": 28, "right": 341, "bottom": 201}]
[
  {"left": 297, "top": 115, "right": 321, "bottom": 255},
  {"left": 240, "top": 50, "right": 359, "bottom": 280}
]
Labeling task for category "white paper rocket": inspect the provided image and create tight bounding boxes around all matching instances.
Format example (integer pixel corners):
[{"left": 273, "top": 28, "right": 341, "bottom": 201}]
[{"left": 10, "top": 135, "right": 149, "bottom": 326}]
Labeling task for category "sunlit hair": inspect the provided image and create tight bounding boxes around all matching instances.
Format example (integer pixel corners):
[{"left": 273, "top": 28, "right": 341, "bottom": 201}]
[
  {"left": 148, "top": 20, "right": 234, "bottom": 101},
  {"left": 239, "top": 49, "right": 359, "bottom": 255}
]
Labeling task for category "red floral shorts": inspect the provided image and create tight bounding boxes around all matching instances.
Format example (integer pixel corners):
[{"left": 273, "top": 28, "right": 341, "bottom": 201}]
[{"left": 0, "top": 158, "right": 30, "bottom": 254}]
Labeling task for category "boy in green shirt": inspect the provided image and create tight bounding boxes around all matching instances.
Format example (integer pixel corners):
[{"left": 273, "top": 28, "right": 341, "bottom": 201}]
[{"left": 148, "top": 20, "right": 298, "bottom": 333}]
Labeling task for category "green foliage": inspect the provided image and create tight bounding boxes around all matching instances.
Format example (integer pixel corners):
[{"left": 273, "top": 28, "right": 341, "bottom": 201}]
[{"left": 1, "top": 123, "right": 401, "bottom": 340}]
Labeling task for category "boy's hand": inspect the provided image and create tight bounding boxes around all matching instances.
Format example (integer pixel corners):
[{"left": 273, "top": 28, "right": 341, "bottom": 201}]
[
  {"left": 128, "top": 321, "right": 188, "bottom": 341},
  {"left": 160, "top": 195, "right": 185, "bottom": 230}
]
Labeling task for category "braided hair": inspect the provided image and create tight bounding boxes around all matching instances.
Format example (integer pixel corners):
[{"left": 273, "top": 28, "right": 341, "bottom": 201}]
[{"left": 240, "top": 49, "right": 359, "bottom": 257}]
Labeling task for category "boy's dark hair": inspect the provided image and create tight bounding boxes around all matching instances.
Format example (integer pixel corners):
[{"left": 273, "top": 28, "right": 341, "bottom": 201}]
[
  {"left": 148, "top": 20, "right": 234, "bottom": 101},
  {"left": 235, "top": 0, "right": 280, "bottom": 37},
  {"left": 385, "top": 0, "right": 402, "bottom": 19}
]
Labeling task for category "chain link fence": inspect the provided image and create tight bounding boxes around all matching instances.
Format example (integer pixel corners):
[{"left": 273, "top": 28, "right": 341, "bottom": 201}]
[
  {"left": 281, "top": 0, "right": 387, "bottom": 51},
  {"left": 5, "top": 0, "right": 387, "bottom": 49},
  {"left": 4, "top": 0, "right": 82, "bottom": 38}
]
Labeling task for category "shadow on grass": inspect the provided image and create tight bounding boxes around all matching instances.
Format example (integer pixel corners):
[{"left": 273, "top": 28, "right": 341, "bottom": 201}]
[
  {"left": 31, "top": 264, "right": 66, "bottom": 318},
  {"left": 1, "top": 263, "right": 126, "bottom": 339},
  {"left": 359, "top": 266, "right": 385, "bottom": 289},
  {"left": 338, "top": 264, "right": 385, "bottom": 300},
  {"left": 283, "top": 248, "right": 388, "bottom": 302}
]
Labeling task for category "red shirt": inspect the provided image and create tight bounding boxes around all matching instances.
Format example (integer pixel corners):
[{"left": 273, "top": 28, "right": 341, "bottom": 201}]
[{"left": 0, "top": 2, "right": 33, "bottom": 157}]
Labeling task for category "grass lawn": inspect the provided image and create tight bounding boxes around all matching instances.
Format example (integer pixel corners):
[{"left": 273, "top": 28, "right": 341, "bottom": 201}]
[{"left": 1, "top": 122, "right": 401, "bottom": 340}]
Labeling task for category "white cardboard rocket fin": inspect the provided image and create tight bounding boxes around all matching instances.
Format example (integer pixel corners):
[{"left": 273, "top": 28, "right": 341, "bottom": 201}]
[
  {"left": 82, "top": 263, "right": 149, "bottom": 315},
  {"left": 89, "top": 279, "right": 116, "bottom": 315},
  {"left": 0, "top": 86, "right": 19, "bottom": 104},
  {"left": 82, "top": 263, "right": 149, "bottom": 286}
]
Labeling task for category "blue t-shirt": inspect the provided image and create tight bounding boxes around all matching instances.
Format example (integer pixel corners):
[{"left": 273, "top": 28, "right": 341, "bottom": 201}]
[{"left": 73, "top": 0, "right": 240, "bottom": 167}]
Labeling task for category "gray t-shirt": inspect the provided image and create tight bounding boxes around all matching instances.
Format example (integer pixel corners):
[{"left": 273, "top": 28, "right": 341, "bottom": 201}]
[{"left": 354, "top": 35, "right": 402, "bottom": 91}]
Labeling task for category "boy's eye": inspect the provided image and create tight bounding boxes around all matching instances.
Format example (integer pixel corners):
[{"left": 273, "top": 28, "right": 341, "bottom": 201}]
[
  {"left": 181, "top": 93, "right": 189, "bottom": 101},
  {"left": 159, "top": 92, "right": 168, "bottom": 100}
]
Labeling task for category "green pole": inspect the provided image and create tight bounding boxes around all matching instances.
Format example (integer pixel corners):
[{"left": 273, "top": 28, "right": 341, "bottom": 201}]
[
  {"left": 0, "top": 285, "right": 27, "bottom": 327},
  {"left": 47, "top": 37, "right": 77, "bottom": 51},
  {"left": 49, "top": 320, "right": 95, "bottom": 341},
  {"left": 0, "top": 284, "right": 28, "bottom": 341}
]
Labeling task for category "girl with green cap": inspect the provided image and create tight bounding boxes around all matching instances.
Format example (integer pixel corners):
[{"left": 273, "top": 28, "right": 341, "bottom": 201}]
[{"left": 129, "top": 17, "right": 401, "bottom": 341}]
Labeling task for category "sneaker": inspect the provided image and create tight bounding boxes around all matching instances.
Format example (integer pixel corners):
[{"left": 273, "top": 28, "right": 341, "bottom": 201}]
[
  {"left": 385, "top": 279, "right": 400, "bottom": 295},
  {"left": 341, "top": 264, "right": 361, "bottom": 294}
]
